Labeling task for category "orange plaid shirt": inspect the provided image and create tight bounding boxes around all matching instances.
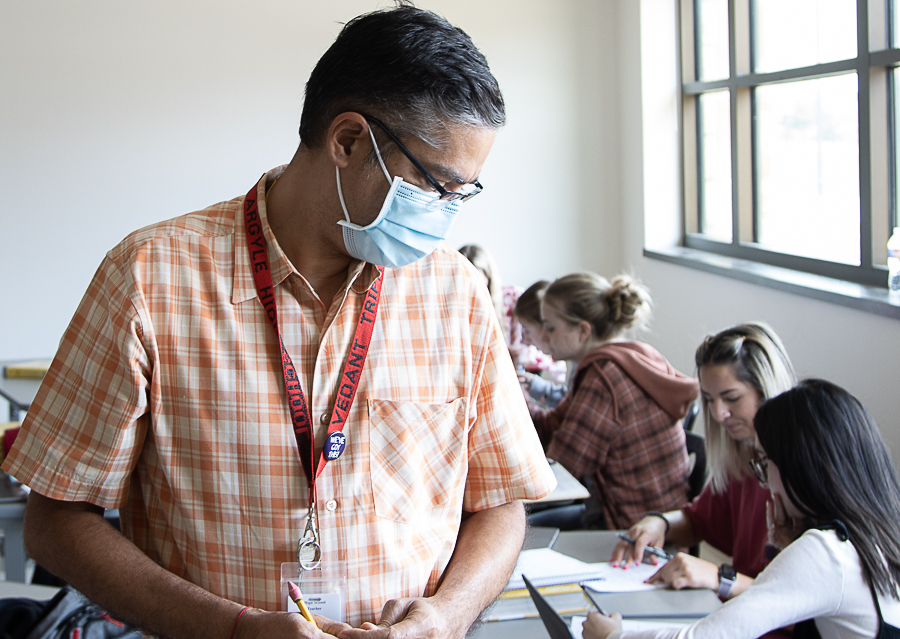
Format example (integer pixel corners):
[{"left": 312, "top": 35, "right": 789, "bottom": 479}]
[{"left": 3, "top": 169, "right": 555, "bottom": 625}]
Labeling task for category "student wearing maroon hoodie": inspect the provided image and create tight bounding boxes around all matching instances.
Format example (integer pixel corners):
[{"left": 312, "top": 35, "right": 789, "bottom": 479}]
[{"left": 530, "top": 272, "right": 698, "bottom": 530}]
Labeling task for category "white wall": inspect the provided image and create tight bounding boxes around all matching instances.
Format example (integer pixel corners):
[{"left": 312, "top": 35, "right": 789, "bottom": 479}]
[{"left": 3, "top": 0, "right": 899, "bottom": 462}]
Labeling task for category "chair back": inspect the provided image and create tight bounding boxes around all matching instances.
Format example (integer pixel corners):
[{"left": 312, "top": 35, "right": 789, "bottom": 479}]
[
  {"left": 682, "top": 400, "right": 700, "bottom": 432},
  {"left": 684, "top": 430, "right": 707, "bottom": 500}
]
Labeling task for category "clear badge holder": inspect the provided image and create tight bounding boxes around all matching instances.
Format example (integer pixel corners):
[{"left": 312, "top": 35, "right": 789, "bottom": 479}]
[{"left": 280, "top": 561, "right": 347, "bottom": 622}]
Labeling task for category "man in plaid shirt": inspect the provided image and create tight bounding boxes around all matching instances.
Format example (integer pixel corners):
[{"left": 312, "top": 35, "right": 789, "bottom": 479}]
[{"left": 4, "top": 5, "right": 555, "bottom": 639}]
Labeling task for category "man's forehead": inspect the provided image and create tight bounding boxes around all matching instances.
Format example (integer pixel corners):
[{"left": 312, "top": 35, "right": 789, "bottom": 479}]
[{"left": 413, "top": 125, "right": 496, "bottom": 182}]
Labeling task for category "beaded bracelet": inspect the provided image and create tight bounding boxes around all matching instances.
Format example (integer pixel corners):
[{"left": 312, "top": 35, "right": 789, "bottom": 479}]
[
  {"left": 230, "top": 606, "right": 251, "bottom": 639},
  {"left": 643, "top": 511, "right": 671, "bottom": 534}
]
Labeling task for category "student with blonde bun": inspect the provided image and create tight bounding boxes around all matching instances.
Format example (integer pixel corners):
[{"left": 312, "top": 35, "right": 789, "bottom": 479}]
[
  {"left": 530, "top": 272, "right": 698, "bottom": 530},
  {"left": 609, "top": 323, "right": 796, "bottom": 638}
]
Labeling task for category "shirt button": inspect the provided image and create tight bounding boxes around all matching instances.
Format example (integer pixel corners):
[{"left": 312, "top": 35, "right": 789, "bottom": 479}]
[
  {"left": 325, "top": 499, "right": 338, "bottom": 513},
  {"left": 320, "top": 412, "right": 329, "bottom": 425}
]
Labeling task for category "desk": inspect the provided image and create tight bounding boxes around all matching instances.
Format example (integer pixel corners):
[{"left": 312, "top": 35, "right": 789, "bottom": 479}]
[
  {"left": 0, "top": 360, "right": 47, "bottom": 421},
  {"left": 0, "top": 501, "right": 27, "bottom": 583},
  {"left": 527, "top": 462, "right": 591, "bottom": 505},
  {"left": 0, "top": 580, "right": 59, "bottom": 599},
  {"left": 0, "top": 500, "right": 119, "bottom": 584},
  {"left": 471, "top": 531, "right": 721, "bottom": 639}
]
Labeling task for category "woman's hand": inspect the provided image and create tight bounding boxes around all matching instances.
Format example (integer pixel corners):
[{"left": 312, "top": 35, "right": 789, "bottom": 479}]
[
  {"left": 582, "top": 610, "right": 622, "bottom": 639},
  {"left": 645, "top": 553, "right": 719, "bottom": 591},
  {"left": 517, "top": 371, "right": 535, "bottom": 390},
  {"left": 766, "top": 495, "right": 807, "bottom": 549},
  {"left": 609, "top": 516, "right": 667, "bottom": 567}
]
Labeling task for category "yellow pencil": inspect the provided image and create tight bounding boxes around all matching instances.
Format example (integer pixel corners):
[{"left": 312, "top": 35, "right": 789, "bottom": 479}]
[{"left": 287, "top": 581, "right": 317, "bottom": 625}]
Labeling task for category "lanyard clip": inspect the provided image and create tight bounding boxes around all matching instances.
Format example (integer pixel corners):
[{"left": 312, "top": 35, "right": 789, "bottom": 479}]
[{"left": 298, "top": 508, "right": 322, "bottom": 571}]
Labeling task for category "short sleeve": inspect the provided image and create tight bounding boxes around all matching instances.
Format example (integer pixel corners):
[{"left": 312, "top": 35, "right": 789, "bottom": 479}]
[
  {"left": 461, "top": 302, "right": 556, "bottom": 512},
  {"left": 2, "top": 255, "right": 152, "bottom": 508}
]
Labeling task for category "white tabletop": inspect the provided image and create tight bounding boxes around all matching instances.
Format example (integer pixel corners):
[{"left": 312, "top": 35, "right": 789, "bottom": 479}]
[{"left": 527, "top": 462, "right": 591, "bottom": 504}]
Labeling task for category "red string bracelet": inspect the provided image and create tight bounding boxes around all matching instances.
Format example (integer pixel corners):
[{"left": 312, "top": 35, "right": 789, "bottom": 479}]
[{"left": 230, "top": 606, "right": 251, "bottom": 639}]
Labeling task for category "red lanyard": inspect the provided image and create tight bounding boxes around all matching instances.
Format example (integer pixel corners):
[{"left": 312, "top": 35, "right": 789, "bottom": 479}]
[{"left": 243, "top": 180, "right": 384, "bottom": 504}]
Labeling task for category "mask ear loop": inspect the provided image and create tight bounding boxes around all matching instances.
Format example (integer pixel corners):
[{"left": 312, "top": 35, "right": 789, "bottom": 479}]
[
  {"left": 336, "top": 166, "right": 353, "bottom": 224},
  {"left": 336, "top": 120, "right": 394, "bottom": 224},
  {"left": 367, "top": 124, "right": 393, "bottom": 185}
]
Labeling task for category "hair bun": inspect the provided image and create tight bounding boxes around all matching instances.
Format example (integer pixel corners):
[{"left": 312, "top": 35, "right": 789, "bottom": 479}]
[{"left": 604, "top": 275, "right": 651, "bottom": 332}]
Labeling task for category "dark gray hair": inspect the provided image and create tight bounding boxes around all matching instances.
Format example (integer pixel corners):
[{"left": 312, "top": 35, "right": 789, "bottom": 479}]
[{"left": 299, "top": 4, "right": 505, "bottom": 153}]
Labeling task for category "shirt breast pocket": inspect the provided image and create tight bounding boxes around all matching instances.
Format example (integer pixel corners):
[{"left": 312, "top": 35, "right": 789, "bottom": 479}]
[{"left": 368, "top": 397, "right": 468, "bottom": 524}]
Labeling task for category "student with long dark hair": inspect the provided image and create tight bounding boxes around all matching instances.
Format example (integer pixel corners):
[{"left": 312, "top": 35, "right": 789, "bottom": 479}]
[{"left": 585, "top": 379, "right": 900, "bottom": 638}]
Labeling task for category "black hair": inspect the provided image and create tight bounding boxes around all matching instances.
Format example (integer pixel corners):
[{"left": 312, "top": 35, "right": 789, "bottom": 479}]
[
  {"left": 754, "top": 379, "right": 900, "bottom": 598},
  {"left": 299, "top": 3, "right": 505, "bottom": 151}
]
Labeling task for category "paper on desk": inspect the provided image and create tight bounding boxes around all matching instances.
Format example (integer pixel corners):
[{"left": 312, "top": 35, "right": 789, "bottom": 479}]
[
  {"left": 505, "top": 548, "right": 606, "bottom": 590},
  {"left": 581, "top": 560, "right": 667, "bottom": 592},
  {"left": 571, "top": 615, "right": 688, "bottom": 636}
]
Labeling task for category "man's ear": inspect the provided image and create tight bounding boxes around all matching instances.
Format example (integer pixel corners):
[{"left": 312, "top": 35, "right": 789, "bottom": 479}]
[{"left": 326, "top": 112, "right": 370, "bottom": 169}]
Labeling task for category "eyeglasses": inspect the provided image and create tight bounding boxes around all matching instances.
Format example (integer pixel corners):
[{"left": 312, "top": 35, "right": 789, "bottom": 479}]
[
  {"left": 749, "top": 455, "right": 769, "bottom": 485},
  {"left": 361, "top": 114, "right": 484, "bottom": 203}
]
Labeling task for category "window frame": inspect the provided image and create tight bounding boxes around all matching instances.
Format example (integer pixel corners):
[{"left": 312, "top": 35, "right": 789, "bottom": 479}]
[{"left": 680, "top": 0, "right": 899, "bottom": 288}]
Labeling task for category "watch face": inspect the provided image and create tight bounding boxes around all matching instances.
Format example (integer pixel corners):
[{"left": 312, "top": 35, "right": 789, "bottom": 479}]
[{"left": 720, "top": 564, "right": 737, "bottom": 581}]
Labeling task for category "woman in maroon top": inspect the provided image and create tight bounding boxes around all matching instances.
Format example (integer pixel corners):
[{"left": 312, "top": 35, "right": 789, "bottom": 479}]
[{"left": 610, "top": 322, "right": 796, "bottom": 636}]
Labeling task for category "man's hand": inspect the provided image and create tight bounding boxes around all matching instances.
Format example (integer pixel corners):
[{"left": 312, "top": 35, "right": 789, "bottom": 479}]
[
  {"left": 609, "top": 516, "right": 667, "bottom": 567},
  {"left": 236, "top": 609, "right": 352, "bottom": 639},
  {"left": 517, "top": 371, "right": 535, "bottom": 389},
  {"left": 338, "top": 597, "right": 455, "bottom": 639},
  {"left": 581, "top": 610, "right": 622, "bottom": 639},
  {"left": 644, "top": 553, "right": 719, "bottom": 591},
  {"left": 340, "top": 502, "right": 525, "bottom": 639}
]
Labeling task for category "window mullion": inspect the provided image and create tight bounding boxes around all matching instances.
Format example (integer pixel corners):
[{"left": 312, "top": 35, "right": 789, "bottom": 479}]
[
  {"left": 728, "top": 0, "right": 741, "bottom": 245},
  {"left": 860, "top": 0, "right": 874, "bottom": 268}
]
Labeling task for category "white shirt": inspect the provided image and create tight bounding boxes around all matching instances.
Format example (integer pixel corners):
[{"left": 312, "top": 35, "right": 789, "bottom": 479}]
[{"left": 610, "top": 529, "right": 900, "bottom": 639}]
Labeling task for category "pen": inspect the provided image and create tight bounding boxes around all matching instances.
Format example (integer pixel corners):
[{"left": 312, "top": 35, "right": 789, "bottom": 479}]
[
  {"left": 287, "top": 581, "right": 317, "bottom": 626},
  {"left": 580, "top": 584, "right": 609, "bottom": 615},
  {"left": 616, "top": 532, "right": 674, "bottom": 560}
]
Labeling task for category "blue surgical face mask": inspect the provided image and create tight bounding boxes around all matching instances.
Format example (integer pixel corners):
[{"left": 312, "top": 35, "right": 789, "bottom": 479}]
[{"left": 336, "top": 126, "right": 462, "bottom": 268}]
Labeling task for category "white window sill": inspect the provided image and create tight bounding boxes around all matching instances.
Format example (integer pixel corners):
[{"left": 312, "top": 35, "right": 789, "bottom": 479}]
[{"left": 645, "top": 246, "right": 900, "bottom": 320}]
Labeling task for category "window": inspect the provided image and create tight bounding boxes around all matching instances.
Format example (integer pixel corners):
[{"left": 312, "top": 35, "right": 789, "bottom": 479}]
[{"left": 681, "top": 0, "right": 900, "bottom": 287}]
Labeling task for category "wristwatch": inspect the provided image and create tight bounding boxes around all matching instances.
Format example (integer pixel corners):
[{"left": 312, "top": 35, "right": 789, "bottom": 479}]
[{"left": 717, "top": 563, "right": 737, "bottom": 599}]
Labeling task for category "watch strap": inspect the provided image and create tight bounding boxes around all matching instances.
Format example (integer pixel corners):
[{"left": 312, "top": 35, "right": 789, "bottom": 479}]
[{"left": 717, "top": 563, "right": 736, "bottom": 599}]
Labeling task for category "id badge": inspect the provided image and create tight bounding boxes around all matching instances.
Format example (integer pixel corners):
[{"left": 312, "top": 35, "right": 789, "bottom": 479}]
[{"left": 280, "top": 561, "right": 347, "bottom": 622}]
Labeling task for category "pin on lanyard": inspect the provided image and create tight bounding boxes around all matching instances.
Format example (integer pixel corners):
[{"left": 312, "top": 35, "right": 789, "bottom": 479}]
[{"left": 243, "top": 178, "right": 384, "bottom": 570}]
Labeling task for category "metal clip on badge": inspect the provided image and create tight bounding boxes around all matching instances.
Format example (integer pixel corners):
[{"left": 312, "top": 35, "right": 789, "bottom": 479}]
[{"left": 298, "top": 508, "right": 322, "bottom": 571}]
